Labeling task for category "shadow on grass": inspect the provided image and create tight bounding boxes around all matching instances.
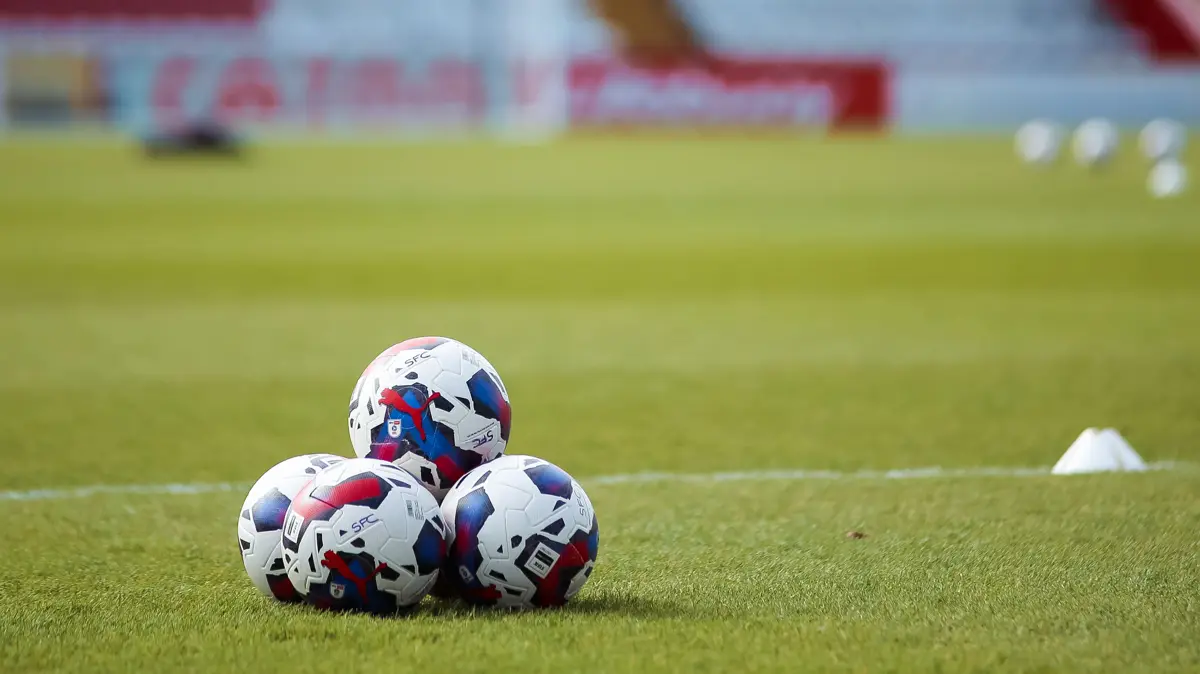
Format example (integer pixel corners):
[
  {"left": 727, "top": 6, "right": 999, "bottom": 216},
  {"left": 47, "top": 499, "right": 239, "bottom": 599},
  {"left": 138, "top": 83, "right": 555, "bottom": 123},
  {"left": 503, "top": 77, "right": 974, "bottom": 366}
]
[{"left": 419, "top": 592, "right": 681, "bottom": 619}]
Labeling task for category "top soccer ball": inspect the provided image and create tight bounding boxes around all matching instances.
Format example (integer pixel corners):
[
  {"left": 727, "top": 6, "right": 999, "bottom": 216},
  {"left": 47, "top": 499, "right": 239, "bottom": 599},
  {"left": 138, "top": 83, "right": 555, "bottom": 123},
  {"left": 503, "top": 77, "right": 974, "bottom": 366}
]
[{"left": 348, "top": 337, "right": 511, "bottom": 501}]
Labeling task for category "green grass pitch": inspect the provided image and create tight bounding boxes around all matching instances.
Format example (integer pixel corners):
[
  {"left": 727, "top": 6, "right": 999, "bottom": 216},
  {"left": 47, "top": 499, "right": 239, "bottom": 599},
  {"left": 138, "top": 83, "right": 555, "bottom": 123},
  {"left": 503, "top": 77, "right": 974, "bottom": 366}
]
[{"left": 0, "top": 136, "right": 1198, "bottom": 672}]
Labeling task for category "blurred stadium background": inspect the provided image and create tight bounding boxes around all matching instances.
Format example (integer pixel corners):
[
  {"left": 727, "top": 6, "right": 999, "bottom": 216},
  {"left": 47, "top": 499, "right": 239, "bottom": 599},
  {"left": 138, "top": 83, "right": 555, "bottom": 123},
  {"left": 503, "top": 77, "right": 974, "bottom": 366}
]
[
  {"left": 3, "top": 3, "right": 1200, "bottom": 670},
  {"left": 2, "top": 0, "right": 1198, "bottom": 135}
]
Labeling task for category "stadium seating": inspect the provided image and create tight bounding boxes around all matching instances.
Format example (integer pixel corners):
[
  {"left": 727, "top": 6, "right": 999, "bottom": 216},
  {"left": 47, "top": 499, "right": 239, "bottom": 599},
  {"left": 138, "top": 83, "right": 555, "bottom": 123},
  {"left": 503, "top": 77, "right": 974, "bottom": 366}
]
[
  {"left": 570, "top": 0, "right": 1149, "bottom": 71},
  {"left": 0, "top": 0, "right": 1156, "bottom": 72}
]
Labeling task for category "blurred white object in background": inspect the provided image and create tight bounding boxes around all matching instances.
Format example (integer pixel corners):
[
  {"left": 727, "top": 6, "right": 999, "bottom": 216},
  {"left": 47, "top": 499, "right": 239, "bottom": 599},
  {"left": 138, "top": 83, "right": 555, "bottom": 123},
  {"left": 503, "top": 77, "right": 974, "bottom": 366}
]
[
  {"left": 1072, "top": 118, "right": 1118, "bottom": 167},
  {"left": 1015, "top": 119, "right": 1063, "bottom": 165},
  {"left": 1139, "top": 119, "right": 1187, "bottom": 162},
  {"left": 1148, "top": 159, "right": 1188, "bottom": 198}
]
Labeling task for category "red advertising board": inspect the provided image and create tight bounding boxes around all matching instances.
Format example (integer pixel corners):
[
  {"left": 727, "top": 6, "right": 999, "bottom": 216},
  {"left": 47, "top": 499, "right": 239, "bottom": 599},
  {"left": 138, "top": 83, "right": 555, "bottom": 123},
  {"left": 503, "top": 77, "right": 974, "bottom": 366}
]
[
  {"left": 569, "top": 57, "right": 890, "bottom": 129},
  {"left": 118, "top": 52, "right": 887, "bottom": 133}
]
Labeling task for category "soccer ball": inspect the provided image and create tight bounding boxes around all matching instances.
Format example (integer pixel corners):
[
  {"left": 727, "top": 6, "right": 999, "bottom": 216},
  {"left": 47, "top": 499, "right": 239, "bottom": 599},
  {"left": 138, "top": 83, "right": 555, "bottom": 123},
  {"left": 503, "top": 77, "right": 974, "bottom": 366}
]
[
  {"left": 281, "top": 458, "right": 447, "bottom": 614},
  {"left": 348, "top": 337, "right": 511, "bottom": 501},
  {"left": 1072, "top": 118, "right": 1118, "bottom": 167},
  {"left": 1015, "top": 119, "right": 1063, "bottom": 165},
  {"left": 440, "top": 455, "right": 599, "bottom": 609},
  {"left": 237, "top": 453, "right": 346, "bottom": 601},
  {"left": 1140, "top": 118, "right": 1186, "bottom": 162}
]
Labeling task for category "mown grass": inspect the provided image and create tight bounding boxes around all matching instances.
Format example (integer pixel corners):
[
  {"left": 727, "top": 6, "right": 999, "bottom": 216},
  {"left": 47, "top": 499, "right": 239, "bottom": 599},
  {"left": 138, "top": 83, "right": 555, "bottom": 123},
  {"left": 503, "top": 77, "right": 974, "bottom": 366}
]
[{"left": 0, "top": 136, "right": 1197, "bottom": 672}]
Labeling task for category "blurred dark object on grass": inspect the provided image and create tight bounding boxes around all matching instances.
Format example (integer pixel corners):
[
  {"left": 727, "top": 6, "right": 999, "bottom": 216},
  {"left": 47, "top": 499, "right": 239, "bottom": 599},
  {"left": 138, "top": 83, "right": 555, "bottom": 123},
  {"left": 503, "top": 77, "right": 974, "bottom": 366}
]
[{"left": 142, "top": 122, "right": 244, "bottom": 159}]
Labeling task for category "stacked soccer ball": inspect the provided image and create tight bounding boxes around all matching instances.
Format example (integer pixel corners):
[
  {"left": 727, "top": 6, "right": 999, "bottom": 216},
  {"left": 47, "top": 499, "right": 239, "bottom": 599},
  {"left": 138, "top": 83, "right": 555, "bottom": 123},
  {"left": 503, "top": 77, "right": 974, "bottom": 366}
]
[
  {"left": 237, "top": 337, "right": 599, "bottom": 615},
  {"left": 1015, "top": 118, "right": 1189, "bottom": 198}
]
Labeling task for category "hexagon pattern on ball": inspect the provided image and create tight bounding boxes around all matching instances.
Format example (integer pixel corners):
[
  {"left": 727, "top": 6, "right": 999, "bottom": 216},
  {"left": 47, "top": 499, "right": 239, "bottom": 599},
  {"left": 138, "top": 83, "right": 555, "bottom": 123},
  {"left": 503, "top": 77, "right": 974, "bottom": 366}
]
[
  {"left": 281, "top": 458, "right": 447, "bottom": 615},
  {"left": 441, "top": 455, "right": 599, "bottom": 609},
  {"left": 237, "top": 453, "right": 347, "bottom": 602},
  {"left": 348, "top": 337, "right": 511, "bottom": 501}
]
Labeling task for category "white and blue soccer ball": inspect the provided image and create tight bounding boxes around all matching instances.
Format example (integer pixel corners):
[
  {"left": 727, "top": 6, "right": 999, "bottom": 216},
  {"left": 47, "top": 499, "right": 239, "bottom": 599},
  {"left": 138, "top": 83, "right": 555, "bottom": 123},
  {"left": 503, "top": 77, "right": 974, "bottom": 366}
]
[
  {"left": 348, "top": 337, "right": 511, "bottom": 501},
  {"left": 237, "top": 453, "right": 346, "bottom": 601},
  {"left": 281, "top": 458, "right": 447, "bottom": 614},
  {"left": 440, "top": 455, "right": 599, "bottom": 609}
]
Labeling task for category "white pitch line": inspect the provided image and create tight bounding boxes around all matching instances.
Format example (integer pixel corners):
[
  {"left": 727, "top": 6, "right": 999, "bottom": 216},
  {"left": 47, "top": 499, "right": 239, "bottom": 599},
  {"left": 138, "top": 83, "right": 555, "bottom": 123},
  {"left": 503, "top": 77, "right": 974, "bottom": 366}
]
[
  {"left": 0, "top": 462, "right": 1185, "bottom": 503},
  {"left": 0, "top": 481, "right": 248, "bottom": 502},
  {"left": 586, "top": 462, "right": 1182, "bottom": 485}
]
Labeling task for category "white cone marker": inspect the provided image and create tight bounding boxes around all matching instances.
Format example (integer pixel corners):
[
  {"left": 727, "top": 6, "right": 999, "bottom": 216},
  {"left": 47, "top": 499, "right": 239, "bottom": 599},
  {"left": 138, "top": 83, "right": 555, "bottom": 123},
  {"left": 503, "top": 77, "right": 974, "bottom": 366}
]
[
  {"left": 1148, "top": 159, "right": 1188, "bottom": 198},
  {"left": 1052, "top": 428, "right": 1148, "bottom": 475}
]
